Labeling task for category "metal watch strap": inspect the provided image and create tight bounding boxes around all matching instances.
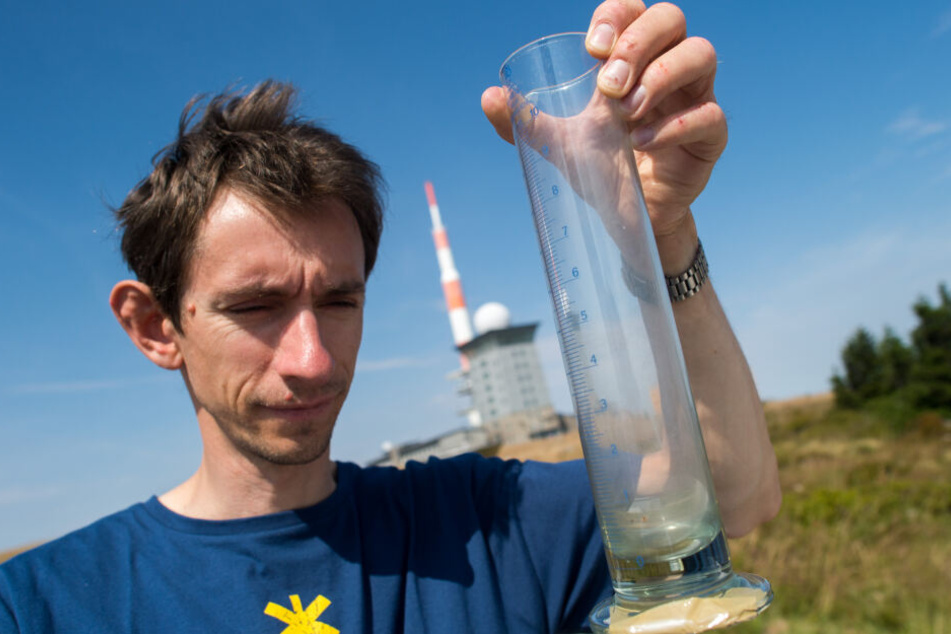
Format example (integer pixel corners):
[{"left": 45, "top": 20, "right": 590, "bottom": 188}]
[{"left": 666, "top": 240, "right": 708, "bottom": 302}]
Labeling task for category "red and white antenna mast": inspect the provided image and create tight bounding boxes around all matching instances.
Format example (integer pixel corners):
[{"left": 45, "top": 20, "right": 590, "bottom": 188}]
[{"left": 425, "top": 181, "right": 474, "bottom": 370}]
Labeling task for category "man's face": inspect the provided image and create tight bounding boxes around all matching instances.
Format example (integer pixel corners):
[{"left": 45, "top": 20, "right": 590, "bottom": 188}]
[{"left": 172, "top": 189, "right": 366, "bottom": 466}]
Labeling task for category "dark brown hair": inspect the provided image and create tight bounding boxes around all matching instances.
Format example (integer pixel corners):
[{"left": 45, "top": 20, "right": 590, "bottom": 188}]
[{"left": 114, "top": 80, "right": 384, "bottom": 330}]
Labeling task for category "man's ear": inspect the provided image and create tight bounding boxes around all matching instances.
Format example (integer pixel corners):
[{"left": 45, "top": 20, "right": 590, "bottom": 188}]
[{"left": 109, "top": 280, "right": 183, "bottom": 370}]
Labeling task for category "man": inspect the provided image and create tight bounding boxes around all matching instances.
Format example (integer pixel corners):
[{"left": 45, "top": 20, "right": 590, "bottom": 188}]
[{"left": 0, "top": 2, "right": 780, "bottom": 632}]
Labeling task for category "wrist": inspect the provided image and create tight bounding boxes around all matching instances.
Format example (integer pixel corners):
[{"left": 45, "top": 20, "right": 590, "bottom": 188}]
[
  {"left": 654, "top": 209, "right": 699, "bottom": 276},
  {"left": 621, "top": 210, "right": 708, "bottom": 303}
]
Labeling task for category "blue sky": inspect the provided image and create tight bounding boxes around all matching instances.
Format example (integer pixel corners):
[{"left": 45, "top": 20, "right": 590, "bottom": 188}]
[{"left": 1, "top": 1, "right": 950, "bottom": 551}]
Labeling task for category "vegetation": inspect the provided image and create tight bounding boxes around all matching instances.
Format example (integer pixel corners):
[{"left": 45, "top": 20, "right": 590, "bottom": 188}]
[
  {"left": 728, "top": 394, "right": 950, "bottom": 634},
  {"left": 831, "top": 284, "right": 951, "bottom": 422}
]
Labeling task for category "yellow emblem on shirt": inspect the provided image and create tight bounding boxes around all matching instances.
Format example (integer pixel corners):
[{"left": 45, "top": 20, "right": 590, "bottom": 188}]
[{"left": 264, "top": 594, "right": 340, "bottom": 634}]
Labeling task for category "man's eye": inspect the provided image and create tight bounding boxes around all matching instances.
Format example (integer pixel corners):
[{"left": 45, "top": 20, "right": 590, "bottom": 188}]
[
  {"left": 322, "top": 295, "right": 362, "bottom": 310},
  {"left": 228, "top": 304, "right": 270, "bottom": 314}
]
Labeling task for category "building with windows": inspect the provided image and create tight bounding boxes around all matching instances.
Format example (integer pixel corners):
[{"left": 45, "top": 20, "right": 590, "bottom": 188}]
[
  {"left": 457, "top": 303, "right": 558, "bottom": 443},
  {"left": 370, "top": 303, "right": 568, "bottom": 467}
]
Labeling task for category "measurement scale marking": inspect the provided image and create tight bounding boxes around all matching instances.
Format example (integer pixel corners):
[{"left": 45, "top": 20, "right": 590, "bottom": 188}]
[
  {"left": 563, "top": 351, "right": 582, "bottom": 363},
  {"left": 528, "top": 160, "right": 630, "bottom": 513},
  {"left": 561, "top": 341, "right": 582, "bottom": 354}
]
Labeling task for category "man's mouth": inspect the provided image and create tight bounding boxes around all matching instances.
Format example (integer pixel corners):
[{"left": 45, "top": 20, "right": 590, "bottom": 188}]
[{"left": 258, "top": 394, "right": 339, "bottom": 420}]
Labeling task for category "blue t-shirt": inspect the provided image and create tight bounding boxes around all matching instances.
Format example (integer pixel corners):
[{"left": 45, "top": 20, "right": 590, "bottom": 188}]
[{"left": 0, "top": 455, "right": 611, "bottom": 633}]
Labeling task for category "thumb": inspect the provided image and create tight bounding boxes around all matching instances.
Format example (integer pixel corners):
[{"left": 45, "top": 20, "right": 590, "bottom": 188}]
[{"left": 481, "top": 86, "right": 514, "bottom": 145}]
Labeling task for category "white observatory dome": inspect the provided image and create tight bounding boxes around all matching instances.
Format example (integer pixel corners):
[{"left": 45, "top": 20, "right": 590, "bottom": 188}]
[{"left": 473, "top": 302, "right": 512, "bottom": 335}]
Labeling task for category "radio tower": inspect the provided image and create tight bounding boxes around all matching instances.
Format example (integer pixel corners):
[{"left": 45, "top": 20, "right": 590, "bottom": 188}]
[{"left": 425, "top": 181, "right": 474, "bottom": 371}]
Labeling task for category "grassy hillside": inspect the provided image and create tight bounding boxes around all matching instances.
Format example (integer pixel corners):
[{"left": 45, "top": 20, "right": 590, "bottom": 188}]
[{"left": 729, "top": 395, "right": 950, "bottom": 634}]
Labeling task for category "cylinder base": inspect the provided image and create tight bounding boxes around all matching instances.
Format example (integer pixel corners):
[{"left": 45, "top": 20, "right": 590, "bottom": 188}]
[{"left": 589, "top": 571, "right": 772, "bottom": 633}]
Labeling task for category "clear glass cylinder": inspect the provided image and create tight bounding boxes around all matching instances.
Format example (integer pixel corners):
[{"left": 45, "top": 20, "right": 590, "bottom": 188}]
[{"left": 500, "top": 33, "right": 771, "bottom": 632}]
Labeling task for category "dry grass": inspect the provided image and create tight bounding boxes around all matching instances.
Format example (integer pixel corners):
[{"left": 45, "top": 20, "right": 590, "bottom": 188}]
[
  {"left": 0, "top": 543, "right": 41, "bottom": 565},
  {"left": 493, "top": 431, "right": 585, "bottom": 463},
  {"left": 729, "top": 395, "right": 950, "bottom": 634}
]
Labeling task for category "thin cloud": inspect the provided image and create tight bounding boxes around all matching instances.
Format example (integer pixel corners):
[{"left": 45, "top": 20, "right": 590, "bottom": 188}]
[
  {"left": 932, "top": 9, "right": 951, "bottom": 38},
  {"left": 4, "top": 375, "right": 175, "bottom": 396},
  {"left": 427, "top": 391, "right": 457, "bottom": 407},
  {"left": 0, "top": 485, "right": 64, "bottom": 507},
  {"left": 357, "top": 356, "right": 437, "bottom": 372},
  {"left": 427, "top": 297, "right": 448, "bottom": 314},
  {"left": 887, "top": 108, "right": 948, "bottom": 140}
]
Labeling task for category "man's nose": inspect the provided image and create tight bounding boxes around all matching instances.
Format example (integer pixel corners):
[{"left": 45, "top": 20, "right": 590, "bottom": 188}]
[{"left": 273, "top": 309, "right": 334, "bottom": 381}]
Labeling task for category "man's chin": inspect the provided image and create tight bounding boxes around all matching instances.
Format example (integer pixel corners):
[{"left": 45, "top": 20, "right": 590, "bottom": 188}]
[
  {"left": 245, "top": 438, "right": 332, "bottom": 466},
  {"left": 210, "top": 405, "right": 339, "bottom": 466},
  {"left": 232, "top": 420, "right": 335, "bottom": 466}
]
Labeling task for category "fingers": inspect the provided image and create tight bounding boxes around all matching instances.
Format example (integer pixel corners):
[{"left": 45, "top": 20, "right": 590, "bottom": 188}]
[
  {"left": 481, "top": 86, "right": 556, "bottom": 149},
  {"left": 592, "top": 2, "right": 687, "bottom": 99},
  {"left": 631, "top": 100, "right": 727, "bottom": 162},
  {"left": 585, "top": 0, "right": 647, "bottom": 58},
  {"left": 620, "top": 36, "right": 718, "bottom": 120},
  {"left": 486, "top": 1, "right": 719, "bottom": 151}
]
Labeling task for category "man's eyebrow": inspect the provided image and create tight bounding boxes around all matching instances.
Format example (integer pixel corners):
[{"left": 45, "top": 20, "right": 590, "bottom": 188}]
[
  {"left": 211, "top": 279, "right": 366, "bottom": 303},
  {"left": 325, "top": 280, "right": 367, "bottom": 295},
  {"left": 213, "top": 282, "right": 289, "bottom": 302}
]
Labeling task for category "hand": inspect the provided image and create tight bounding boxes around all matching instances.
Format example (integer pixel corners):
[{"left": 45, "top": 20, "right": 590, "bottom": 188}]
[{"left": 482, "top": 1, "right": 726, "bottom": 247}]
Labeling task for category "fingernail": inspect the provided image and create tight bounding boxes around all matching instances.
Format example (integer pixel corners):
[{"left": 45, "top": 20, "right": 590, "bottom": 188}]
[
  {"left": 622, "top": 85, "right": 647, "bottom": 115},
  {"left": 599, "top": 59, "right": 631, "bottom": 93},
  {"left": 587, "top": 23, "right": 615, "bottom": 55},
  {"left": 631, "top": 125, "right": 655, "bottom": 147}
]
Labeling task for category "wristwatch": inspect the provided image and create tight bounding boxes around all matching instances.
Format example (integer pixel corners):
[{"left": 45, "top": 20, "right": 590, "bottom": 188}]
[
  {"left": 666, "top": 240, "right": 708, "bottom": 302},
  {"left": 621, "top": 239, "right": 709, "bottom": 303}
]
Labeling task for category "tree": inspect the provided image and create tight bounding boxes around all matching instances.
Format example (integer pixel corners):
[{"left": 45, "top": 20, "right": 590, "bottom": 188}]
[
  {"left": 907, "top": 284, "right": 951, "bottom": 411},
  {"left": 832, "top": 328, "right": 881, "bottom": 408},
  {"left": 876, "top": 327, "right": 913, "bottom": 395},
  {"left": 831, "top": 282, "right": 950, "bottom": 413}
]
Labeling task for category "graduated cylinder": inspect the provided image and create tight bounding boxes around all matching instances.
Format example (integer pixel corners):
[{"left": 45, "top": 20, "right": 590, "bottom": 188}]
[{"left": 500, "top": 32, "right": 771, "bottom": 632}]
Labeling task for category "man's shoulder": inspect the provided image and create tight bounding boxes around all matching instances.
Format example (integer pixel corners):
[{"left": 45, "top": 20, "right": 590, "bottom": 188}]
[
  {"left": 350, "top": 453, "right": 585, "bottom": 481},
  {"left": 343, "top": 453, "right": 587, "bottom": 508},
  {"left": 347, "top": 453, "right": 519, "bottom": 491},
  {"left": 1, "top": 500, "right": 148, "bottom": 577}
]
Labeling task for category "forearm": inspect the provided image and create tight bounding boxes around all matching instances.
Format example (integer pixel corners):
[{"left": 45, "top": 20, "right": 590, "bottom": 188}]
[{"left": 656, "top": 213, "right": 782, "bottom": 538}]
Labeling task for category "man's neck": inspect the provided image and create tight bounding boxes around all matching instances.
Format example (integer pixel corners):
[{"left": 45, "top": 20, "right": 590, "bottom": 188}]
[{"left": 158, "top": 442, "right": 338, "bottom": 521}]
